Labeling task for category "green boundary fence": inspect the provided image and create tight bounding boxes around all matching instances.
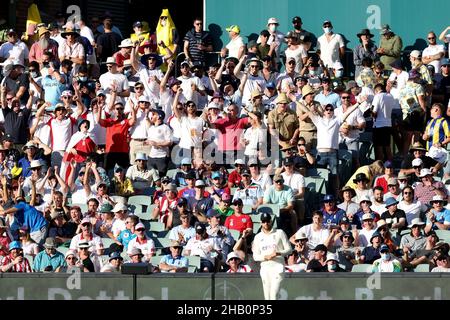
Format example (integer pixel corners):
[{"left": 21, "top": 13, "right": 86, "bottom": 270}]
[{"left": 1, "top": 273, "right": 450, "bottom": 300}]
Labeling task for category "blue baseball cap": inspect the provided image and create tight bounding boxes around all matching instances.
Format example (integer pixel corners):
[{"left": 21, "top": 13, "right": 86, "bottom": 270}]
[
  {"left": 323, "top": 194, "right": 336, "bottom": 202},
  {"left": 211, "top": 172, "right": 221, "bottom": 179},
  {"left": 109, "top": 251, "right": 123, "bottom": 261},
  {"left": 266, "top": 82, "right": 276, "bottom": 89},
  {"left": 206, "top": 209, "right": 221, "bottom": 218},
  {"left": 380, "top": 244, "right": 389, "bottom": 253}
]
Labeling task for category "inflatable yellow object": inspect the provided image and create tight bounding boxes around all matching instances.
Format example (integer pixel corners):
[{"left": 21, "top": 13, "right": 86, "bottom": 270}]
[
  {"left": 156, "top": 8, "right": 176, "bottom": 58},
  {"left": 24, "top": 3, "right": 42, "bottom": 42}
]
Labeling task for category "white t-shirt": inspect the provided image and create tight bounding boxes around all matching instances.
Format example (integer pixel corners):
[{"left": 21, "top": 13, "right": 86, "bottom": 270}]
[
  {"left": 48, "top": 116, "right": 77, "bottom": 151},
  {"left": 335, "top": 106, "right": 365, "bottom": 141},
  {"left": 241, "top": 74, "right": 266, "bottom": 106},
  {"left": 29, "top": 114, "right": 51, "bottom": 146},
  {"left": 177, "top": 75, "right": 205, "bottom": 106},
  {"left": 397, "top": 200, "right": 427, "bottom": 225},
  {"left": 159, "top": 89, "right": 187, "bottom": 122},
  {"left": 112, "top": 218, "right": 127, "bottom": 238},
  {"left": 129, "top": 109, "right": 150, "bottom": 139},
  {"left": 358, "top": 228, "right": 376, "bottom": 247},
  {"left": 69, "top": 233, "right": 104, "bottom": 254},
  {"left": 296, "top": 224, "right": 330, "bottom": 250},
  {"left": 310, "top": 115, "right": 343, "bottom": 150},
  {"left": 136, "top": 64, "right": 164, "bottom": 104},
  {"left": 226, "top": 36, "right": 245, "bottom": 59},
  {"left": 243, "top": 126, "right": 266, "bottom": 157},
  {"left": 147, "top": 123, "right": 173, "bottom": 158},
  {"left": 0, "top": 41, "right": 29, "bottom": 66},
  {"left": 422, "top": 44, "right": 445, "bottom": 73},
  {"left": 372, "top": 92, "right": 396, "bottom": 128},
  {"left": 99, "top": 72, "right": 129, "bottom": 105},
  {"left": 317, "top": 33, "right": 345, "bottom": 68},
  {"left": 86, "top": 111, "right": 107, "bottom": 145},
  {"left": 281, "top": 172, "right": 305, "bottom": 195},
  {"left": 388, "top": 71, "right": 409, "bottom": 101},
  {"left": 178, "top": 116, "right": 205, "bottom": 149},
  {"left": 285, "top": 46, "right": 308, "bottom": 73}
]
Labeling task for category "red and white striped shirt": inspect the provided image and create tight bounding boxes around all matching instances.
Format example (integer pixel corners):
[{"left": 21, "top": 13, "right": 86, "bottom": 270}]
[{"left": 1, "top": 255, "right": 33, "bottom": 273}]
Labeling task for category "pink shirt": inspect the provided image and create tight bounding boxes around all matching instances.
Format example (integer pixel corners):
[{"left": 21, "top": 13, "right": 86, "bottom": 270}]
[{"left": 214, "top": 117, "right": 249, "bottom": 151}]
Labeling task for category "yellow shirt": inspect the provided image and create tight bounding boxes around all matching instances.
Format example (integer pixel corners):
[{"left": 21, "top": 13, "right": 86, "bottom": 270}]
[{"left": 345, "top": 166, "right": 373, "bottom": 190}]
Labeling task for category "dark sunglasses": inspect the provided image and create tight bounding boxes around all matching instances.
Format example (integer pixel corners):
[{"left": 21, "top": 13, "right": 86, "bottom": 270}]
[
  {"left": 428, "top": 37, "right": 436, "bottom": 40},
  {"left": 341, "top": 96, "right": 350, "bottom": 100}
]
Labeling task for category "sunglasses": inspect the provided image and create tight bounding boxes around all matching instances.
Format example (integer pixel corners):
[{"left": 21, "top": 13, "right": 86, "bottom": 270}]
[
  {"left": 81, "top": 223, "right": 90, "bottom": 227},
  {"left": 62, "top": 96, "right": 71, "bottom": 99},
  {"left": 136, "top": 229, "right": 145, "bottom": 232},
  {"left": 107, "top": 65, "right": 114, "bottom": 68},
  {"left": 116, "top": 108, "right": 124, "bottom": 111},
  {"left": 403, "top": 191, "right": 412, "bottom": 195},
  {"left": 428, "top": 37, "right": 436, "bottom": 40},
  {"left": 325, "top": 108, "right": 334, "bottom": 112},
  {"left": 160, "top": 16, "right": 168, "bottom": 20},
  {"left": 288, "top": 61, "right": 296, "bottom": 65},
  {"left": 275, "top": 180, "right": 284, "bottom": 184},
  {"left": 341, "top": 96, "right": 350, "bottom": 100},
  {"left": 187, "top": 104, "right": 196, "bottom": 108},
  {"left": 148, "top": 57, "right": 156, "bottom": 61},
  {"left": 249, "top": 65, "right": 259, "bottom": 68},
  {"left": 66, "top": 257, "right": 76, "bottom": 260},
  {"left": 135, "top": 87, "right": 144, "bottom": 90}
]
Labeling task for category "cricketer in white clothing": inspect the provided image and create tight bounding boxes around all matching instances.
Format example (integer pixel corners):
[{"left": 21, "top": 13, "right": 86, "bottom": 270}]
[{"left": 252, "top": 213, "right": 291, "bottom": 300}]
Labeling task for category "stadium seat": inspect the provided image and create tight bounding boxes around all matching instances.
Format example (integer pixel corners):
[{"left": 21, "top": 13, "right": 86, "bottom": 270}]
[
  {"left": 25, "top": 254, "right": 34, "bottom": 266},
  {"left": 134, "top": 204, "right": 156, "bottom": 221},
  {"left": 166, "top": 169, "right": 179, "bottom": 180},
  {"left": 187, "top": 255, "right": 201, "bottom": 269},
  {"left": 101, "top": 237, "right": 116, "bottom": 250},
  {"left": 242, "top": 205, "right": 253, "bottom": 214},
  {"left": 187, "top": 266, "right": 198, "bottom": 273},
  {"left": 311, "top": 168, "right": 330, "bottom": 182},
  {"left": 351, "top": 264, "right": 373, "bottom": 272},
  {"left": 150, "top": 255, "right": 164, "bottom": 266},
  {"left": 128, "top": 195, "right": 153, "bottom": 214},
  {"left": 257, "top": 204, "right": 280, "bottom": 217},
  {"left": 338, "top": 149, "right": 353, "bottom": 185},
  {"left": 414, "top": 264, "right": 430, "bottom": 272},
  {"left": 149, "top": 221, "right": 166, "bottom": 233},
  {"left": 154, "top": 237, "right": 172, "bottom": 249},
  {"left": 121, "top": 251, "right": 130, "bottom": 262},
  {"left": 253, "top": 222, "right": 261, "bottom": 234},
  {"left": 56, "top": 246, "right": 69, "bottom": 256},
  {"left": 229, "top": 229, "right": 241, "bottom": 242},
  {"left": 435, "top": 230, "right": 450, "bottom": 243},
  {"left": 251, "top": 213, "right": 263, "bottom": 223}
]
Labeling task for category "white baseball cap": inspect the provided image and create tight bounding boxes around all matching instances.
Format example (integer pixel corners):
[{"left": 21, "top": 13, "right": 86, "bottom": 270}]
[{"left": 267, "top": 17, "right": 279, "bottom": 25}]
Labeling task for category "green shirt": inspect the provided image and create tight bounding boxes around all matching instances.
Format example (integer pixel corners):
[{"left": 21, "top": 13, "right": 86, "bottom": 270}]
[{"left": 263, "top": 185, "right": 295, "bottom": 207}]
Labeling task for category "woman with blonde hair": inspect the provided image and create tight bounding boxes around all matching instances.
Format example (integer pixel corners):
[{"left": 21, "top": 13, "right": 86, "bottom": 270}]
[{"left": 19, "top": 227, "right": 39, "bottom": 258}]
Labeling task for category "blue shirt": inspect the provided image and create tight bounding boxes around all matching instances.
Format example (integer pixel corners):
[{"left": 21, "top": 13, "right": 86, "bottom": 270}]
[
  {"left": 33, "top": 250, "right": 66, "bottom": 272},
  {"left": 321, "top": 207, "right": 346, "bottom": 226},
  {"left": 117, "top": 229, "right": 136, "bottom": 249},
  {"left": 14, "top": 202, "right": 48, "bottom": 232},
  {"left": 159, "top": 254, "right": 189, "bottom": 270},
  {"left": 18, "top": 156, "right": 42, "bottom": 177},
  {"left": 41, "top": 74, "right": 67, "bottom": 108},
  {"left": 427, "top": 208, "right": 450, "bottom": 229},
  {"left": 315, "top": 91, "right": 342, "bottom": 109}
]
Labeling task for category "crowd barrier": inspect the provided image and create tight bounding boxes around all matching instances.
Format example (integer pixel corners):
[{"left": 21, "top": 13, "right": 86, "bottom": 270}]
[{"left": 1, "top": 273, "right": 449, "bottom": 300}]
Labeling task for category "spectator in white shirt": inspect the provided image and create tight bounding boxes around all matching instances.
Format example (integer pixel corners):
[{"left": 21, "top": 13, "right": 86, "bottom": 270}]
[
  {"left": 171, "top": 88, "right": 205, "bottom": 164},
  {"left": 177, "top": 61, "right": 206, "bottom": 107},
  {"left": 316, "top": 21, "right": 345, "bottom": 69},
  {"left": 146, "top": 109, "right": 173, "bottom": 176},
  {"left": 99, "top": 57, "right": 130, "bottom": 106},
  {"left": 129, "top": 95, "right": 152, "bottom": 164},
  {"left": 221, "top": 25, "right": 245, "bottom": 60},
  {"left": 0, "top": 29, "right": 29, "bottom": 67},
  {"left": 126, "top": 153, "right": 160, "bottom": 194},
  {"left": 422, "top": 32, "right": 445, "bottom": 73}
]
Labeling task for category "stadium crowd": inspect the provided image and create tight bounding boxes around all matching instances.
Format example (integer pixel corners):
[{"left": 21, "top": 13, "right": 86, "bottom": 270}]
[{"left": 1, "top": 8, "right": 450, "bottom": 275}]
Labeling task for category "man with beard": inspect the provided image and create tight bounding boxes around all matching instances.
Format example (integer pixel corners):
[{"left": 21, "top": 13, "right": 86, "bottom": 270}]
[{"left": 29, "top": 27, "right": 59, "bottom": 64}]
